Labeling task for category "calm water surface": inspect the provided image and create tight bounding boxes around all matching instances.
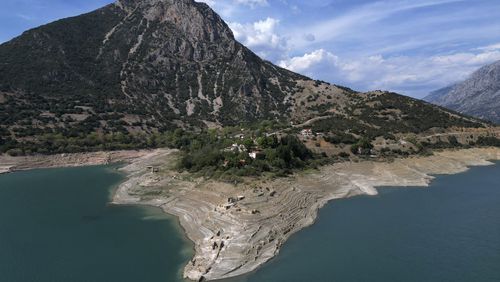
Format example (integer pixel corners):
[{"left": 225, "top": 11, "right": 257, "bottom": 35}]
[
  {"left": 233, "top": 162, "right": 500, "bottom": 282},
  {"left": 0, "top": 165, "right": 192, "bottom": 282},
  {"left": 1, "top": 163, "right": 499, "bottom": 282}
]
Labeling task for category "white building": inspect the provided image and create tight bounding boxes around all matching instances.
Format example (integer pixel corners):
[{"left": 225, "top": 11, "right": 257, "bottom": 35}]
[
  {"left": 248, "top": 151, "right": 262, "bottom": 159},
  {"left": 225, "top": 143, "right": 247, "bottom": 153},
  {"left": 301, "top": 128, "right": 313, "bottom": 137}
]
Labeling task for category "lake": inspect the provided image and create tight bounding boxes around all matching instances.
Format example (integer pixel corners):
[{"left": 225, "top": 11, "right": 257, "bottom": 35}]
[
  {"left": 0, "top": 165, "right": 192, "bottom": 282},
  {"left": 232, "top": 162, "right": 500, "bottom": 282},
  {"left": 1, "top": 162, "right": 499, "bottom": 282}
]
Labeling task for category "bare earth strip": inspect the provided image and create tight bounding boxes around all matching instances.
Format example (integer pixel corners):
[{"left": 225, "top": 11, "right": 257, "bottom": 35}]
[
  {"left": 0, "top": 150, "right": 157, "bottom": 173},
  {"left": 110, "top": 147, "right": 500, "bottom": 281}
]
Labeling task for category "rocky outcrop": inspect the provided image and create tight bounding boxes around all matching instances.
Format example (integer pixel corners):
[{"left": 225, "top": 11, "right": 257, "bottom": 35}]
[
  {"left": 425, "top": 60, "right": 500, "bottom": 123},
  {"left": 0, "top": 0, "right": 311, "bottom": 134}
]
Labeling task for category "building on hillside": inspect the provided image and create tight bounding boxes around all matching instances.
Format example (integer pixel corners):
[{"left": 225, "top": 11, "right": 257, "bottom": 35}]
[
  {"left": 224, "top": 143, "right": 247, "bottom": 153},
  {"left": 248, "top": 150, "right": 263, "bottom": 159},
  {"left": 301, "top": 128, "right": 313, "bottom": 138},
  {"left": 234, "top": 134, "right": 245, "bottom": 140}
]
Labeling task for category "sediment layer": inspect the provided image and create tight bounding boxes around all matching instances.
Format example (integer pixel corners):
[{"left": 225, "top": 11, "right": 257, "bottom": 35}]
[
  {"left": 112, "top": 147, "right": 500, "bottom": 281},
  {"left": 0, "top": 150, "right": 154, "bottom": 174}
]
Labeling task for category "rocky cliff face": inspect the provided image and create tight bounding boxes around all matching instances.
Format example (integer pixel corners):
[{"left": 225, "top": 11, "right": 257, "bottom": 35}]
[
  {"left": 0, "top": 0, "right": 314, "bottom": 134},
  {"left": 425, "top": 60, "right": 500, "bottom": 123}
]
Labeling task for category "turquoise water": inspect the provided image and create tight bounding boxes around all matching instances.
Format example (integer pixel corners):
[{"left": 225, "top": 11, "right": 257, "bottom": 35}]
[
  {"left": 0, "top": 166, "right": 192, "bottom": 282},
  {"left": 1, "top": 163, "right": 499, "bottom": 282},
  {"left": 231, "top": 162, "right": 500, "bottom": 282}
]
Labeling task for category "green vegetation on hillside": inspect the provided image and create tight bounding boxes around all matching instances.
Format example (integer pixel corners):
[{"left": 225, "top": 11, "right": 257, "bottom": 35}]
[
  {"left": 0, "top": 120, "right": 325, "bottom": 180},
  {"left": 178, "top": 133, "right": 317, "bottom": 180}
]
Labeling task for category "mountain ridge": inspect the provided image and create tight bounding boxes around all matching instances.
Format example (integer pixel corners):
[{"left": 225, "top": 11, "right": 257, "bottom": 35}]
[{"left": 425, "top": 60, "right": 500, "bottom": 123}]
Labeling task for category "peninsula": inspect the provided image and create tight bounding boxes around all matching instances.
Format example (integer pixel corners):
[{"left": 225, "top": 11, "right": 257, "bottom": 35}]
[{"left": 61, "top": 147, "right": 500, "bottom": 280}]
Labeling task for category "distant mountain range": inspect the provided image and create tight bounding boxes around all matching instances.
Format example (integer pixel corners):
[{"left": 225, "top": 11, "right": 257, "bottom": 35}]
[
  {"left": 425, "top": 60, "right": 500, "bottom": 123},
  {"left": 0, "top": 0, "right": 491, "bottom": 154}
]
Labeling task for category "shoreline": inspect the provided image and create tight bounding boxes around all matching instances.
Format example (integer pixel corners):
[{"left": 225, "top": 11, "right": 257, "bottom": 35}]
[
  {"left": 110, "top": 147, "right": 500, "bottom": 281},
  {"left": 2, "top": 147, "right": 499, "bottom": 281},
  {"left": 0, "top": 150, "right": 158, "bottom": 174}
]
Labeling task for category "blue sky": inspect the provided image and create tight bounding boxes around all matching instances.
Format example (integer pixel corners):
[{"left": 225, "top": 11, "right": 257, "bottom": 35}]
[{"left": 1, "top": 0, "right": 500, "bottom": 98}]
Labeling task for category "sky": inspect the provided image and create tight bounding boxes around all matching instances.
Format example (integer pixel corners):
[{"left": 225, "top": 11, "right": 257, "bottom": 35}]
[{"left": 1, "top": 0, "right": 500, "bottom": 98}]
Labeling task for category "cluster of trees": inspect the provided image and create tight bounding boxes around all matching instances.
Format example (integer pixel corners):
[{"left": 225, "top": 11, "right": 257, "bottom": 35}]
[
  {"left": 358, "top": 92, "right": 484, "bottom": 133},
  {"left": 474, "top": 136, "right": 500, "bottom": 147},
  {"left": 0, "top": 132, "right": 160, "bottom": 155},
  {"left": 419, "top": 136, "right": 500, "bottom": 150},
  {"left": 350, "top": 138, "right": 374, "bottom": 155},
  {"left": 178, "top": 133, "right": 316, "bottom": 179},
  {"left": 0, "top": 126, "right": 318, "bottom": 179},
  {"left": 0, "top": 119, "right": 291, "bottom": 156},
  {"left": 311, "top": 92, "right": 484, "bottom": 149},
  {"left": 311, "top": 115, "right": 396, "bottom": 144},
  {"left": 324, "top": 132, "right": 359, "bottom": 145}
]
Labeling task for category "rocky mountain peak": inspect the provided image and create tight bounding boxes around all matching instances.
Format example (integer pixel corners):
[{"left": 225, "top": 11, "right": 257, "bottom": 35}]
[
  {"left": 114, "top": 0, "right": 235, "bottom": 44},
  {"left": 115, "top": 0, "right": 194, "bottom": 12}
]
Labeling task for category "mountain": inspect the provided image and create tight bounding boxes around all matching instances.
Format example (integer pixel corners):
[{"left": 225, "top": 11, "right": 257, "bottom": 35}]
[
  {"left": 425, "top": 60, "right": 500, "bottom": 123},
  {"left": 0, "top": 0, "right": 491, "bottom": 154},
  {"left": 0, "top": 0, "right": 309, "bottom": 130}
]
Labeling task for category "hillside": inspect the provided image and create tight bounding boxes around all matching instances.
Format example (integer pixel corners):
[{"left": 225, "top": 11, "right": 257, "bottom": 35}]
[
  {"left": 0, "top": 0, "right": 495, "bottom": 156},
  {"left": 425, "top": 60, "right": 500, "bottom": 123}
]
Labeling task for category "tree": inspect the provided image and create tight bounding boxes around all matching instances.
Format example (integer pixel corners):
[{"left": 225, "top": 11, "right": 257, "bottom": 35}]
[
  {"left": 351, "top": 138, "right": 373, "bottom": 155},
  {"left": 242, "top": 138, "right": 254, "bottom": 150}
]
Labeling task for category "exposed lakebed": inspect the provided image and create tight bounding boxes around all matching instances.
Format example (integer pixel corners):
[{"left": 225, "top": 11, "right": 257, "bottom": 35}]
[
  {"left": 227, "top": 162, "right": 500, "bottom": 282},
  {"left": 1, "top": 162, "right": 499, "bottom": 282}
]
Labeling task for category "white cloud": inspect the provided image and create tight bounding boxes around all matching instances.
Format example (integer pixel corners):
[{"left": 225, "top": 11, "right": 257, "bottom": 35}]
[
  {"left": 234, "top": 0, "right": 268, "bottom": 8},
  {"left": 278, "top": 49, "right": 338, "bottom": 73},
  {"left": 288, "top": 0, "right": 466, "bottom": 49},
  {"left": 16, "top": 14, "right": 34, "bottom": 21},
  {"left": 229, "top": 17, "right": 287, "bottom": 60},
  {"left": 197, "top": 0, "right": 268, "bottom": 9},
  {"left": 279, "top": 48, "right": 500, "bottom": 97},
  {"left": 477, "top": 42, "right": 500, "bottom": 51},
  {"left": 431, "top": 51, "right": 500, "bottom": 67}
]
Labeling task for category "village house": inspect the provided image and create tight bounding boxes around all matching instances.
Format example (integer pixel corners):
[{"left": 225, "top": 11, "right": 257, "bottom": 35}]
[
  {"left": 248, "top": 150, "right": 262, "bottom": 159},
  {"left": 224, "top": 143, "right": 247, "bottom": 153},
  {"left": 233, "top": 134, "right": 245, "bottom": 140},
  {"left": 301, "top": 128, "right": 313, "bottom": 138}
]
